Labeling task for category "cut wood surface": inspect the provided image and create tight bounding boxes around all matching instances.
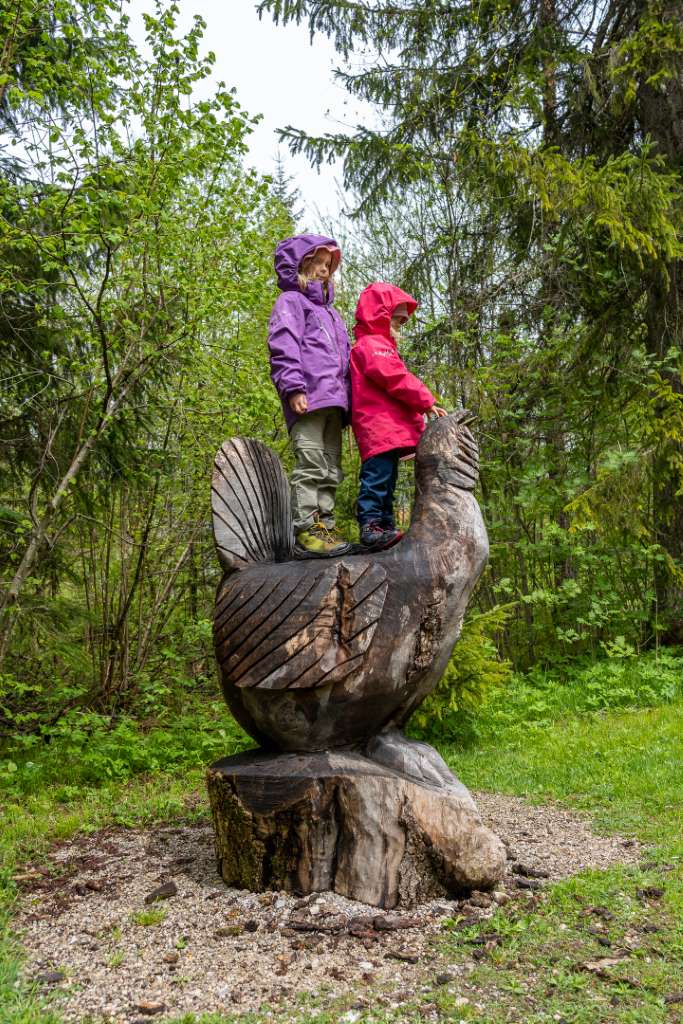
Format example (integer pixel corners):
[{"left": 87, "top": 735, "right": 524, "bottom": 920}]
[{"left": 207, "top": 748, "right": 506, "bottom": 908}]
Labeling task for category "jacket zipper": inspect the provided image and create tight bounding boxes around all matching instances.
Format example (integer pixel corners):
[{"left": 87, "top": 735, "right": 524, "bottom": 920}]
[{"left": 317, "top": 311, "right": 344, "bottom": 382}]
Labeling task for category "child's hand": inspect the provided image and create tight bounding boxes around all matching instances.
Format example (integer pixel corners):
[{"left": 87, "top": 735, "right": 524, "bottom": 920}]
[
  {"left": 289, "top": 392, "right": 308, "bottom": 415},
  {"left": 427, "top": 405, "right": 447, "bottom": 419}
]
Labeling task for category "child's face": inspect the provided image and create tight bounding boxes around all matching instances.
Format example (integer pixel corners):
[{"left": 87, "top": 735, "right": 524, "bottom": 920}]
[
  {"left": 390, "top": 314, "right": 408, "bottom": 334},
  {"left": 303, "top": 249, "right": 333, "bottom": 282}
]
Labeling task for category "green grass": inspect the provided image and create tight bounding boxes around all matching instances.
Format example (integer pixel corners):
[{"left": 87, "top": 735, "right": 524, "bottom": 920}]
[
  {"left": 451, "top": 701, "right": 683, "bottom": 848},
  {"left": 1, "top": 658, "right": 682, "bottom": 1023},
  {"left": 130, "top": 907, "right": 168, "bottom": 926},
  {"left": 434, "top": 698, "right": 683, "bottom": 1024}
]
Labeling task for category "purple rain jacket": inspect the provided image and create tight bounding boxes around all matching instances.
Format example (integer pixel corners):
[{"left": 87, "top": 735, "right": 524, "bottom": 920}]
[{"left": 268, "top": 233, "right": 351, "bottom": 431}]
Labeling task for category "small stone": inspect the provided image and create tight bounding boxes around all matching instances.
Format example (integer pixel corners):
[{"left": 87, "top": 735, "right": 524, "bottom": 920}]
[
  {"left": 243, "top": 919, "right": 259, "bottom": 933},
  {"left": 430, "top": 903, "right": 453, "bottom": 916},
  {"left": 435, "top": 972, "right": 454, "bottom": 985},
  {"left": 144, "top": 881, "right": 177, "bottom": 904},
  {"left": 385, "top": 950, "right": 419, "bottom": 964},
  {"left": 162, "top": 952, "right": 179, "bottom": 964},
  {"left": 636, "top": 886, "right": 664, "bottom": 900},
  {"left": 468, "top": 894, "right": 492, "bottom": 908},
  {"left": 492, "top": 890, "right": 509, "bottom": 905},
  {"left": 514, "top": 877, "right": 542, "bottom": 890},
  {"left": 512, "top": 863, "right": 549, "bottom": 879},
  {"left": 214, "top": 925, "right": 242, "bottom": 938},
  {"left": 664, "top": 993, "right": 683, "bottom": 1005},
  {"left": 373, "top": 914, "right": 422, "bottom": 931},
  {"left": 134, "top": 1001, "right": 166, "bottom": 1015},
  {"left": 582, "top": 905, "right": 614, "bottom": 921},
  {"left": 85, "top": 878, "right": 104, "bottom": 892},
  {"left": 35, "top": 970, "right": 66, "bottom": 985}
]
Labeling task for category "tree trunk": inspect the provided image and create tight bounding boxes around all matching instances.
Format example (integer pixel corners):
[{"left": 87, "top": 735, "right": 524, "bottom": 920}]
[
  {"left": 639, "top": 8, "right": 683, "bottom": 642},
  {"left": 207, "top": 746, "right": 506, "bottom": 910}
]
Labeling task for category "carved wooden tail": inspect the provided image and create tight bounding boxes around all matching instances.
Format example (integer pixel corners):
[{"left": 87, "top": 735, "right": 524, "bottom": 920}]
[{"left": 211, "top": 438, "right": 293, "bottom": 573}]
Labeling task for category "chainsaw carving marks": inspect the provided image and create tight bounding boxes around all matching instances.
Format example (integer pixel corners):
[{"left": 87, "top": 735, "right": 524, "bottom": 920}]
[{"left": 214, "top": 560, "right": 388, "bottom": 693}]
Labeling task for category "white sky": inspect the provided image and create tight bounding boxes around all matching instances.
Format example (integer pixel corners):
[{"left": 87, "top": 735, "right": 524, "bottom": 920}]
[{"left": 125, "top": 0, "right": 374, "bottom": 222}]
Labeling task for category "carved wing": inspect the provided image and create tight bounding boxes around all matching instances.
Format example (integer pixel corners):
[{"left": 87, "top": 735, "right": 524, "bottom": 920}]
[{"left": 214, "top": 559, "right": 388, "bottom": 691}]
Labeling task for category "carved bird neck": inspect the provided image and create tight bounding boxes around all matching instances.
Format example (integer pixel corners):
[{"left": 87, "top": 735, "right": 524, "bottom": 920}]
[{"left": 396, "top": 415, "right": 487, "bottom": 582}]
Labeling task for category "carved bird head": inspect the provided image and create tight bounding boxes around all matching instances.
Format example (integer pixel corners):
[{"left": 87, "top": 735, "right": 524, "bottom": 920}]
[{"left": 415, "top": 411, "right": 480, "bottom": 492}]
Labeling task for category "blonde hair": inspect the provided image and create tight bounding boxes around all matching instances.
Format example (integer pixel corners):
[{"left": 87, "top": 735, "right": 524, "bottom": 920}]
[
  {"left": 297, "top": 251, "right": 335, "bottom": 293},
  {"left": 297, "top": 267, "right": 313, "bottom": 291}
]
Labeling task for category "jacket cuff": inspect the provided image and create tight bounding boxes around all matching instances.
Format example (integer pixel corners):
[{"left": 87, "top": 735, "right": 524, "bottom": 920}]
[{"left": 417, "top": 392, "right": 435, "bottom": 412}]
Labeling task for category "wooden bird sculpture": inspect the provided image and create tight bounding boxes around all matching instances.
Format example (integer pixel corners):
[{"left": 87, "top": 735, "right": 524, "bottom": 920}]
[{"left": 211, "top": 410, "right": 488, "bottom": 764}]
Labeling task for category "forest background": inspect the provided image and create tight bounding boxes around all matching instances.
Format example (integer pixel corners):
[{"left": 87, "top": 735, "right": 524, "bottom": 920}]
[{"left": 1, "top": 0, "right": 682, "bottom": 789}]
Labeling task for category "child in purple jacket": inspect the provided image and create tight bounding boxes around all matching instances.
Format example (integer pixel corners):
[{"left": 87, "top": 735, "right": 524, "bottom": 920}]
[{"left": 268, "top": 233, "right": 352, "bottom": 558}]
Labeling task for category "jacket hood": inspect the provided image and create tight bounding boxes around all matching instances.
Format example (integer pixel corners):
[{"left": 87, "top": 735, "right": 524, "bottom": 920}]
[
  {"left": 274, "top": 233, "right": 342, "bottom": 292},
  {"left": 354, "top": 282, "right": 418, "bottom": 341}
]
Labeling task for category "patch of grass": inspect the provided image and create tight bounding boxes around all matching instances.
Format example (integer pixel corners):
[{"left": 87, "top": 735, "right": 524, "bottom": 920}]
[
  {"left": 448, "top": 699, "right": 683, "bottom": 850},
  {"left": 468, "top": 648, "right": 683, "bottom": 740},
  {"left": 437, "top": 861, "right": 683, "bottom": 1023},
  {"left": 0, "top": 697, "right": 252, "bottom": 798},
  {"left": 130, "top": 908, "right": 167, "bottom": 927}
]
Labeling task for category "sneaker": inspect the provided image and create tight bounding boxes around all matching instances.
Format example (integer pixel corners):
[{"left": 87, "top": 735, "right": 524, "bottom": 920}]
[
  {"left": 381, "top": 526, "right": 404, "bottom": 548},
  {"left": 294, "top": 520, "right": 352, "bottom": 559},
  {"left": 360, "top": 520, "right": 396, "bottom": 551}
]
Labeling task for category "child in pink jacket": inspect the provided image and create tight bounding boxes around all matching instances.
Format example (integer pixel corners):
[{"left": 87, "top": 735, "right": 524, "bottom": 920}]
[{"left": 350, "top": 282, "right": 446, "bottom": 550}]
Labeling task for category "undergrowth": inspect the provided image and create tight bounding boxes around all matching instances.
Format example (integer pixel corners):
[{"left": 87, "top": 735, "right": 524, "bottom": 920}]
[{"left": 0, "top": 699, "right": 252, "bottom": 799}]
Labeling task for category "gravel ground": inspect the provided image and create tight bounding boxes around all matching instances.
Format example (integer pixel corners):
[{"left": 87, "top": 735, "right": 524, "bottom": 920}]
[{"left": 15, "top": 792, "right": 642, "bottom": 1023}]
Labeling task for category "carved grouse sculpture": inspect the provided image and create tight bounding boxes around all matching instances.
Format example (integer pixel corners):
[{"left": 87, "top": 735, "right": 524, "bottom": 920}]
[{"left": 211, "top": 411, "right": 488, "bottom": 757}]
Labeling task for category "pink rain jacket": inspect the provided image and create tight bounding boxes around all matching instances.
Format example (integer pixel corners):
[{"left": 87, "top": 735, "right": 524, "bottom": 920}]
[{"left": 350, "top": 282, "right": 435, "bottom": 462}]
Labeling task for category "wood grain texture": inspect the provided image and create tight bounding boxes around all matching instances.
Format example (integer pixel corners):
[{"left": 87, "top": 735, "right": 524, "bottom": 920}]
[
  {"left": 207, "top": 413, "right": 503, "bottom": 907},
  {"left": 211, "top": 412, "right": 488, "bottom": 753},
  {"left": 206, "top": 746, "right": 506, "bottom": 908}
]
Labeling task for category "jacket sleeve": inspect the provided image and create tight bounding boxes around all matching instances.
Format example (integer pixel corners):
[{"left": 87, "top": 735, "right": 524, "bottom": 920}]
[
  {"left": 333, "top": 310, "right": 352, "bottom": 417},
  {"left": 268, "top": 294, "right": 306, "bottom": 398},
  {"left": 355, "top": 341, "right": 435, "bottom": 411}
]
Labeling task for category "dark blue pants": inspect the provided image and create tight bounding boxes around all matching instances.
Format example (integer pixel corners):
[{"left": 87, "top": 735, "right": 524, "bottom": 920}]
[{"left": 357, "top": 451, "right": 400, "bottom": 527}]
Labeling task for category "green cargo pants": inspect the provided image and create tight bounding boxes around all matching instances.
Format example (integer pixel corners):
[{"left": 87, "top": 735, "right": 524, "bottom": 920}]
[{"left": 290, "top": 407, "right": 344, "bottom": 534}]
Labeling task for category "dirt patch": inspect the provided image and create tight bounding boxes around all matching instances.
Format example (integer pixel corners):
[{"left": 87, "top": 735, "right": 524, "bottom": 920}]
[{"left": 16, "top": 793, "right": 642, "bottom": 1022}]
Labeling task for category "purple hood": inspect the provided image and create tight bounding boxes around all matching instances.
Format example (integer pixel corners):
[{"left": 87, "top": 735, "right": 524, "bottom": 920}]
[{"left": 274, "top": 233, "right": 342, "bottom": 299}]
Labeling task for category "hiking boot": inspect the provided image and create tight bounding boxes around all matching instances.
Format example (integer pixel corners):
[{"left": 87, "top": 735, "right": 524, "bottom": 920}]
[
  {"left": 381, "top": 526, "right": 404, "bottom": 548},
  {"left": 360, "top": 520, "right": 395, "bottom": 551},
  {"left": 378, "top": 517, "right": 404, "bottom": 548},
  {"left": 294, "top": 521, "right": 352, "bottom": 559}
]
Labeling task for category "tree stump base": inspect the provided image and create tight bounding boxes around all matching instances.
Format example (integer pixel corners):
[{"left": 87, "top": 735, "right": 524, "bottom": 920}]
[{"left": 206, "top": 741, "right": 506, "bottom": 909}]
